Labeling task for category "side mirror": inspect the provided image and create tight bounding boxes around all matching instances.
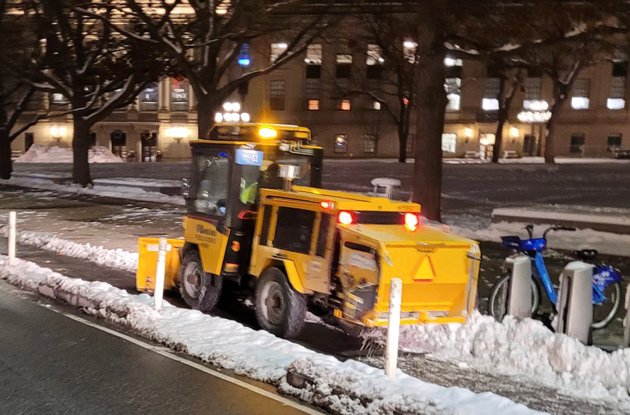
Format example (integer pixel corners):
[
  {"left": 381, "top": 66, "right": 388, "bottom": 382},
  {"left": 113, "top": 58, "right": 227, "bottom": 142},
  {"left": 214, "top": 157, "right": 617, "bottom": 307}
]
[{"left": 181, "top": 177, "right": 190, "bottom": 198}]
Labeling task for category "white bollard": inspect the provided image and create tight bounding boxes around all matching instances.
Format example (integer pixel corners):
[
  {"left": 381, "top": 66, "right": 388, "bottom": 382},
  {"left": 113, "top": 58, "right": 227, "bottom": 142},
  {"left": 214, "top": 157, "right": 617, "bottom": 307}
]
[
  {"left": 507, "top": 255, "right": 533, "bottom": 319},
  {"left": 8, "top": 211, "right": 16, "bottom": 263},
  {"left": 154, "top": 237, "right": 168, "bottom": 311},
  {"left": 556, "top": 261, "right": 594, "bottom": 344},
  {"left": 385, "top": 278, "right": 402, "bottom": 380},
  {"left": 623, "top": 283, "right": 630, "bottom": 347}
]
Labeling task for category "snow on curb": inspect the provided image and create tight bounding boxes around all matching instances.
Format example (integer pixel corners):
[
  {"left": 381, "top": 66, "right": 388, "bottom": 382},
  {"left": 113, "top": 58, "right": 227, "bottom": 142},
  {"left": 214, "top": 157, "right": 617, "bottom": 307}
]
[
  {"left": 364, "top": 313, "right": 630, "bottom": 411},
  {"left": 0, "top": 226, "right": 138, "bottom": 272},
  {"left": 0, "top": 256, "right": 541, "bottom": 415}
]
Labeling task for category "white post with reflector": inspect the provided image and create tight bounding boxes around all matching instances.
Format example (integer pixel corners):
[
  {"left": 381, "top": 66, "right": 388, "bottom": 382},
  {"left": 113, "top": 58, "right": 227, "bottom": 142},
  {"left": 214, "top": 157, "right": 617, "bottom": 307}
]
[
  {"left": 623, "top": 283, "right": 630, "bottom": 347},
  {"left": 385, "top": 278, "right": 402, "bottom": 380},
  {"left": 154, "top": 237, "right": 168, "bottom": 311},
  {"left": 8, "top": 211, "right": 16, "bottom": 263}
]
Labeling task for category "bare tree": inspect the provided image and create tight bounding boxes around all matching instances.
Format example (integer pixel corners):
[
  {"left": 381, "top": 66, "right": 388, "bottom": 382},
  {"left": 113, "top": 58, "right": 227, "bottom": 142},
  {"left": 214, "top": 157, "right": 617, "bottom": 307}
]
[
  {"left": 0, "top": 0, "right": 47, "bottom": 179},
  {"left": 92, "top": 0, "right": 339, "bottom": 139},
  {"left": 489, "top": 66, "right": 525, "bottom": 163},
  {"left": 22, "top": 0, "right": 164, "bottom": 186}
]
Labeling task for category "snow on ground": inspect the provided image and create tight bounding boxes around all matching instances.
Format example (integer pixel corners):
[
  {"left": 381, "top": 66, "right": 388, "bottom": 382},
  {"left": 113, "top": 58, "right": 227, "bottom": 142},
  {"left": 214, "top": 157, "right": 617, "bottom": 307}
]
[
  {"left": 15, "top": 144, "right": 123, "bottom": 163},
  {"left": 0, "top": 255, "right": 541, "bottom": 415},
  {"left": 0, "top": 225, "right": 138, "bottom": 272},
  {"left": 3, "top": 176, "right": 185, "bottom": 205},
  {"left": 2, "top": 226, "right": 629, "bottom": 413},
  {"left": 363, "top": 313, "right": 630, "bottom": 412},
  {"left": 448, "top": 219, "right": 630, "bottom": 258}
]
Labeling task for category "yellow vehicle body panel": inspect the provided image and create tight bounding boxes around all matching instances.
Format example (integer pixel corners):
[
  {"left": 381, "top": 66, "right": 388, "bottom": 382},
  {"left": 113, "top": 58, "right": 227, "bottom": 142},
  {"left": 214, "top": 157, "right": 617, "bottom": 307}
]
[
  {"left": 182, "top": 215, "right": 230, "bottom": 275},
  {"left": 337, "top": 224, "right": 480, "bottom": 327},
  {"left": 136, "top": 237, "right": 185, "bottom": 292}
]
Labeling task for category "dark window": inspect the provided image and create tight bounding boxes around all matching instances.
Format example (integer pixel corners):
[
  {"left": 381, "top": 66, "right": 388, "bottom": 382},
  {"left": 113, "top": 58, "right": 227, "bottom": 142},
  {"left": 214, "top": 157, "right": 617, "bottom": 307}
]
[
  {"left": 364, "top": 134, "right": 376, "bottom": 153},
  {"left": 613, "top": 62, "right": 628, "bottom": 77},
  {"left": 259, "top": 205, "right": 272, "bottom": 245},
  {"left": 570, "top": 133, "right": 585, "bottom": 154},
  {"left": 336, "top": 64, "right": 351, "bottom": 78},
  {"left": 445, "top": 65, "right": 462, "bottom": 78},
  {"left": 269, "top": 80, "right": 285, "bottom": 110},
  {"left": 316, "top": 214, "right": 332, "bottom": 257},
  {"left": 305, "top": 78, "right": 320, "bottom": 99},
  {"left": 24, "top": 133, "right": 34, "bottom": 151},
  {"left": 367, "top": 65, "right": 381, "bottom": 80},
  {"left": 170, "top": 78, "right": 189, "bottom": 112},
  {"left": 306, "top": 65, "right": 321, "bottom": 79},
  {"left": 274, "top": 207, "right": 315, "bottom": 254},
  {"left": 140, "top": 82, "right": 159, "bottom": 111},
  {"left": 607, "top": 134, "right": 622, "bottom": 152}
]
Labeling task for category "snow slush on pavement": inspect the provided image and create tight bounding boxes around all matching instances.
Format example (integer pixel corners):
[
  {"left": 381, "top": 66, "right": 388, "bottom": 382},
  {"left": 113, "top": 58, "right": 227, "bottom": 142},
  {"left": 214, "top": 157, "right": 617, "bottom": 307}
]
[{"left": 136, "top": 123, "right": 481, "bottom": 338}]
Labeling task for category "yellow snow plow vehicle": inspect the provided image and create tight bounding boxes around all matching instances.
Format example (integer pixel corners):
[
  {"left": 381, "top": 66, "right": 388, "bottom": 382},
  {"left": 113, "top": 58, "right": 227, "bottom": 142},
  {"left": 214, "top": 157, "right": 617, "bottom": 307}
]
[{"left": 137, "top": 123, "right": 480, "bottom": 338}]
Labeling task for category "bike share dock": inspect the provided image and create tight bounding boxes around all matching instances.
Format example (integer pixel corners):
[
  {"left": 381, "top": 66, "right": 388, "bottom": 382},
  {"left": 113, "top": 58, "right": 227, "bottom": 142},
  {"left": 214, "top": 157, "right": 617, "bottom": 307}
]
[{"left": 492, "top": 207, "right": 630, "bottom": 235}]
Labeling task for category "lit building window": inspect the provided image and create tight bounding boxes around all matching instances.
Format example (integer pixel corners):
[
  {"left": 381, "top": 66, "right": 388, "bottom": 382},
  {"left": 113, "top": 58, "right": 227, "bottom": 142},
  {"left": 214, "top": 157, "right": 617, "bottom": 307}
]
[
  {"left": 305, "top": 44, "right": 322, "bottom": 65},
  {"left": 444, "top": 56, "right": 462, "bottom": 67},
  {"left": 441, "top": 133, "right": 457, "bottom": 153},
  {"left": 51, "top": 93, "right": 68, "bottom": 105},
  {"left": 140, "top": 82, "right": 158, "bottom": 111},
  {"left": 270, "top": 42, "right": 288, "bottom": 63},
  {"left": 307, "top": 99, "right": 319, "bottom": 111},
  {"left": 338, "top": 99, "right": 351, "bottom": 111},
  {"left": 571, "top": 78, "right": 590, "bottom": 110},
  {"left": 445, "top": 78, "right": 461, "bottom": 111},
  {"left": 170, "top": 78, "right": 190, "bottom": 112},
  {"left": 364, "top": 134, "right": 377, "bottom": 153},
  {"left": 482, "top": 77, "right": 500, "bottom": 111},
  {"left": 269, "top": 80, "right": 285, "bottom": 110},
  {"left": 403, "top": 40, "right": 417, "bottom": 63},
  {"left": 334, "top": 134, "right": 348, "bottom": 153}
]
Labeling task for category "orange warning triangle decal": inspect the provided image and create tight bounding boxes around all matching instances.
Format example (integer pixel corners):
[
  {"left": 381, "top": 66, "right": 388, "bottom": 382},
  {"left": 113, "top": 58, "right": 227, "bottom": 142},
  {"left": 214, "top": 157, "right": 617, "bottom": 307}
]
[{"left": 413, "top": 255, "right": 436, "bottom": 280}]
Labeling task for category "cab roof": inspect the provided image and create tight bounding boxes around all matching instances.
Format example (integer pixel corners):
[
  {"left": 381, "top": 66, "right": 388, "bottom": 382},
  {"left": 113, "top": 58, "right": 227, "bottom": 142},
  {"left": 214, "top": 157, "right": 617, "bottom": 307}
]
[
  {"left": 260, "top": 186, "right": 420, "bottom": 213},
  {"left": 200, "top": 123, "right": 312, "bottom": 143}
]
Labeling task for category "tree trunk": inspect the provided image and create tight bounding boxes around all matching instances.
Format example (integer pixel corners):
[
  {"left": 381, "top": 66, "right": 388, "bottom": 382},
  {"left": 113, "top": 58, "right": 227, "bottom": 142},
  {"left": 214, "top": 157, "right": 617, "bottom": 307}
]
[
  {"left": 544, "top": 108, "right": 559, "bottom": 164},
  {"left": 72, "top": 118, "right": 93, "bottom": 186},
  {"left": 397, "top": 123, "right": 408, "bottom": 163},
  {"left": 0, "top": 128, "right": 12, "bottom": 180},
  {"left": 413, "top": 33, "right": 446, "bottom": 221},
  {"left": 196, "top": 95, "right": 222, "bottom": 139},
  {"left": 491, "top": 116, "right": 506, "bottom": 163}
]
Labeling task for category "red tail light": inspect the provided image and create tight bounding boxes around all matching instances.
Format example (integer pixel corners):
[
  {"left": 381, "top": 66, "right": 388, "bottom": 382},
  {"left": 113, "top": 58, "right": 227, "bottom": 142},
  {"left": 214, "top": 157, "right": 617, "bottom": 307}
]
[
  {"left": 338, "top": 211, "right": 355, "bottom": 225},
  {"left": 404, "top": 212, "right": 420, "bottom": 231}
]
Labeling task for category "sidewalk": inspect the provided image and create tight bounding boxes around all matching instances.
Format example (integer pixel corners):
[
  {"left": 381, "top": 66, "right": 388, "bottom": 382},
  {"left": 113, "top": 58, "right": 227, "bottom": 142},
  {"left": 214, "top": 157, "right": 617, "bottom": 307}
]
[{"left": 492, "top": 207, "right": 630, "bottom": 235}]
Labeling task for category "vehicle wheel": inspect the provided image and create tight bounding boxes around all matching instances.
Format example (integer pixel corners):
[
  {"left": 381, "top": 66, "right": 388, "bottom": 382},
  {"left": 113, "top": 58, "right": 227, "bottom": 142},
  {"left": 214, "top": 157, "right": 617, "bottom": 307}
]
[
  {"left": 179, "top": 248, "right": 222, "bottom": 312},
  {"left": 591, "top": 281, "right": 621, "bottom": 330},
  {"left": 488, "top": 273, "right": 540, "bottom": 322},
  {"left": 255, "top": 267, "right": 306, "bottom": 339}
]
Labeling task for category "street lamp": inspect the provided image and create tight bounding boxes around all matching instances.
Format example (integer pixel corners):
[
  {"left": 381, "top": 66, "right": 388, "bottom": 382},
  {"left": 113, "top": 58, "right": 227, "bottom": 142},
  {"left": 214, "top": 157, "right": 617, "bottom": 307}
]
[
  {"left": 49, "top": 124, "right": 67, "bottom": 143},
  {"left": 166, "top": 126, "right": 190, "bottom": 143}
]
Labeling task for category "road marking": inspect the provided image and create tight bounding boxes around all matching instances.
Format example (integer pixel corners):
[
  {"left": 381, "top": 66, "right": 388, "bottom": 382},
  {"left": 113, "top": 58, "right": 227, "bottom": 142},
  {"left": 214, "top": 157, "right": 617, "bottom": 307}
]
[{"left": 58, "top": 311, "right": 322, "bottom": 415}]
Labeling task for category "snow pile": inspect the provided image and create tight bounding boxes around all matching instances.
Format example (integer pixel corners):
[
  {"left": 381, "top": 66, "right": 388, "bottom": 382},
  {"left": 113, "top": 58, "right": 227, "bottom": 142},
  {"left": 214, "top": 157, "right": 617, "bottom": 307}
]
[
  {"left": 365, "top": 312, "right": 630, "bottom": 410},
  {"left": 449, "top": 220, "right": 630, "bottom": 258},
  {"left": 15, "top": 144, "right": 123, "bottom": 163},
  {"left": 0, "top": 256, "right": 541, "bottom": 415},
  {"left": 0, "top": 226, "right": 138, "bottom": 272}
]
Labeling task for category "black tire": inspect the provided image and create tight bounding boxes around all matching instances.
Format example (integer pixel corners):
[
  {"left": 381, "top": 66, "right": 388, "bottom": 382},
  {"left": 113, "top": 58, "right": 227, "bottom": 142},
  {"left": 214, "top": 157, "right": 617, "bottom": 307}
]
[
  {"left": 488, "top": 273, "right": 541, "bottom": 322},
  {"left": 592, "top": 281, "right": 621, "bottom": 330},
  {"left": 178, "top": 248, "right": 222, "bottom": 312},
  {"left": 255, "top": 267, "right": 306, "bottom": 339}
]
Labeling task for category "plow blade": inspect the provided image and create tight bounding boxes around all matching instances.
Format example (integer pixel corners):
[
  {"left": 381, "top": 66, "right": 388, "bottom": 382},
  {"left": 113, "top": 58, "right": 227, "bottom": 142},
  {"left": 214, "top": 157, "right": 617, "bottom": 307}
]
[{"left": 136, "top": 238, "right": 185, "bottom": 292}]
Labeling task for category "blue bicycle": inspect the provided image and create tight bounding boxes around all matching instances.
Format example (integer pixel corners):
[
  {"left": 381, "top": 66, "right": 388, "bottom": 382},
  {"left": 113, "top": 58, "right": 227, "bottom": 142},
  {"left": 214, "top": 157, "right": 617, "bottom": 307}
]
[{"left": 489, "top": 224, "right": 623, "bottom": 329}]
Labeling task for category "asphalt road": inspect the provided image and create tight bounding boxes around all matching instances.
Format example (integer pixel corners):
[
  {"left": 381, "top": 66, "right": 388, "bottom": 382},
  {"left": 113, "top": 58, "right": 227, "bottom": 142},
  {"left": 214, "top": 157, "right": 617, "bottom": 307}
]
[{"left": 0, "top": 280, "right": 318, "bottom": 415}]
